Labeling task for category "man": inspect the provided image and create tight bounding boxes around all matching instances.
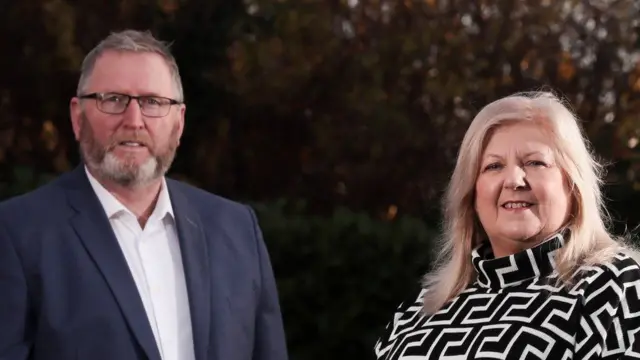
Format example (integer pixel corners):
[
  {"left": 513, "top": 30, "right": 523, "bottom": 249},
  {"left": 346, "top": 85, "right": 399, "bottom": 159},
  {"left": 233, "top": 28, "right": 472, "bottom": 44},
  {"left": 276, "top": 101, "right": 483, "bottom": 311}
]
[{"left": 0, "top": 30, "right": 288, "bottom": 360}]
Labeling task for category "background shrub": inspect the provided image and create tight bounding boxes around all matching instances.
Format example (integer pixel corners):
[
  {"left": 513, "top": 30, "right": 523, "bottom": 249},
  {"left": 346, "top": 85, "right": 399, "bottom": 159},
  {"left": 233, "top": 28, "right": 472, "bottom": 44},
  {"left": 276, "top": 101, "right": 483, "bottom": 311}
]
[{"left": 253, "top": 199, "right": 438, "bottom": 360}]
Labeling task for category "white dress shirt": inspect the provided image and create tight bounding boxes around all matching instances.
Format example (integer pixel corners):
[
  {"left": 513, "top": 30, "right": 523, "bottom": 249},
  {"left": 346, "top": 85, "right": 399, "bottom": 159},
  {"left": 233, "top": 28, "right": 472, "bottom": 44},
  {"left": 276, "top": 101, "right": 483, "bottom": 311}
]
[{"left": 85, "top": 167, "right": 196, "bottom": 360}]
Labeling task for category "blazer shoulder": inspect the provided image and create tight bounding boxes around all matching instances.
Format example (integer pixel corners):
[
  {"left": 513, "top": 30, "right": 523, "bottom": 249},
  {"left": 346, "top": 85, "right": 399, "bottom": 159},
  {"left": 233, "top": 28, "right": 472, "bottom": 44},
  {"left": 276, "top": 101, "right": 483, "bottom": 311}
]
[
  {"left": 166, "top": 179, "right": 264, "bottom": 257},
  {"left": 0, "top": 176, "right": 68, "bottom": 218},
  {"left": 166, "top": 178, "right": 254, "bottom": 218}
]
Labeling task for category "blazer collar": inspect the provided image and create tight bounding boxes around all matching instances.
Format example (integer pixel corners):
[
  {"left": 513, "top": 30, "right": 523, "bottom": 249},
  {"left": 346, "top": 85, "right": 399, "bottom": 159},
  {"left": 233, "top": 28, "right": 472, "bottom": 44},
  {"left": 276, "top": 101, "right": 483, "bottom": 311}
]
[
  {"left": 63, "top": 165, "right": 211, "bottom": 360},
  {"left": 165, "top": 178, "right": 211, "bottom": 360},
  {"left": 64, "top": 165, "right": 163, "bottom": 360}
]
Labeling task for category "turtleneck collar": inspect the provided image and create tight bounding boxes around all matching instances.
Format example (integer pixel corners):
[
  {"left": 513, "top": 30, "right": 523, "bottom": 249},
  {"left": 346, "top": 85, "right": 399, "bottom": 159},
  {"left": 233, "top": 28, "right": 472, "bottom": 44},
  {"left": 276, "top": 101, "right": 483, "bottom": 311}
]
[{"left": 471, "top": 232, "right": 566, "bottom": 289}]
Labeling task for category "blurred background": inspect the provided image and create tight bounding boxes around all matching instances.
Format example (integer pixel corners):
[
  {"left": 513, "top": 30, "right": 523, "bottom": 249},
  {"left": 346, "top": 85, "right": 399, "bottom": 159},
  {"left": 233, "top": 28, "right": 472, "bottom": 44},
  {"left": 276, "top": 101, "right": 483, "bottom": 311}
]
[{"left": 2, "top": 0, "right": 640, "bottom": 358}]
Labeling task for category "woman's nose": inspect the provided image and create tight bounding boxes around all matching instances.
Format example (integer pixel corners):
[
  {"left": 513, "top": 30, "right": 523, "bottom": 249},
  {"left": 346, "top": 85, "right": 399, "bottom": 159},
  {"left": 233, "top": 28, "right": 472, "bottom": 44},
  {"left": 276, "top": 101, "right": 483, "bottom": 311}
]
[{"left": 503, "top": 165, "right": 529, "bottom": 190}]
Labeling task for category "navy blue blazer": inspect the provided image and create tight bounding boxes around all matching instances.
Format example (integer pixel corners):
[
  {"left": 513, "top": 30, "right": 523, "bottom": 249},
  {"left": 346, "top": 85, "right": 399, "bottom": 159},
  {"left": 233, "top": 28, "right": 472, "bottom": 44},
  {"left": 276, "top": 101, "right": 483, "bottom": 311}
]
[{"left": 0, "top": 165, "right": 288, "bottom": 360}]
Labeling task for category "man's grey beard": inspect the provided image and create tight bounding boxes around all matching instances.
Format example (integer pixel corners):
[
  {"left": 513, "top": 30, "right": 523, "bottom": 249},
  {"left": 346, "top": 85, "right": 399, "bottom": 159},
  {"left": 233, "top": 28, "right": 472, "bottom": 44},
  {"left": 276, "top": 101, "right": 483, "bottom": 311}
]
[{"left": 78, "top": 112, "right": 179, "bottom": 188}]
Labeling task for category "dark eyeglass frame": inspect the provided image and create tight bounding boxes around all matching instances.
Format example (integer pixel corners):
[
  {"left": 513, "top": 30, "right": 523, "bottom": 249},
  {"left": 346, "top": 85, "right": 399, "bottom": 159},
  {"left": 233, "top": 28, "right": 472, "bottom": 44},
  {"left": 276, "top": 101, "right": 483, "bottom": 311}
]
[{"left": 78, "top": 92, "right": 182, "bottom": 118}]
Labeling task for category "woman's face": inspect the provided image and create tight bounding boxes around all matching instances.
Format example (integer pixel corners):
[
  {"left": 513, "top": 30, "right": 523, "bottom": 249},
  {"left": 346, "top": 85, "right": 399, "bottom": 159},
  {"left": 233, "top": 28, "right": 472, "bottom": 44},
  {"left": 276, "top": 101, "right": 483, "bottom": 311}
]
[{"left": 474, "top": 121, "right": 572, "bottom": 258}]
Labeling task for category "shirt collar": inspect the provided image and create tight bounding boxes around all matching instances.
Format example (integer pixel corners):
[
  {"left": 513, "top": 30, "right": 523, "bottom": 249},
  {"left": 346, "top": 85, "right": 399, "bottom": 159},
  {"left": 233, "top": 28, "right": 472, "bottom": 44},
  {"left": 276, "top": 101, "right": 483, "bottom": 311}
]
[{"left": 84, "top": 166, "right": 174, "bottom": 221}]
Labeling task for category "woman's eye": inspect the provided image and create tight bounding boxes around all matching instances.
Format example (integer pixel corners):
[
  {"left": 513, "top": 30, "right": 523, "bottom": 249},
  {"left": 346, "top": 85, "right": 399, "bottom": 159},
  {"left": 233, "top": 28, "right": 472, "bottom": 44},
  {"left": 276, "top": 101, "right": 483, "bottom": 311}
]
[
  {"left": 483, "top": 163, "right": 502, "bottom": 171},
  {"left": 527, "top": 160, "right": 547, "bottom": 167}
]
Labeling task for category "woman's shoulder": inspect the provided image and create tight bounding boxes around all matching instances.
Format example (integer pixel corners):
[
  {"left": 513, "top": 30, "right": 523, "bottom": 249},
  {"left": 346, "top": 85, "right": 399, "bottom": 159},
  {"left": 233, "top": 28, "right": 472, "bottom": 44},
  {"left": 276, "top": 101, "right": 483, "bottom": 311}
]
[
  {"left": 583, "top": 249, "right": 640, "bottom": 278},
  {"left": 376, "top": 289, "right": 427, "bottom": 334},
  {"left": 573, "top": 249, "right": 640, "bottom": 299},
  {"left": 569, "top": 249, "right": 640, "bottom": 351},
  {"left": 374, "top": 288, "right": 428, "bottom": 358},
  {"left": 386, "top": 288, "right": 429, "bottom": 321}
]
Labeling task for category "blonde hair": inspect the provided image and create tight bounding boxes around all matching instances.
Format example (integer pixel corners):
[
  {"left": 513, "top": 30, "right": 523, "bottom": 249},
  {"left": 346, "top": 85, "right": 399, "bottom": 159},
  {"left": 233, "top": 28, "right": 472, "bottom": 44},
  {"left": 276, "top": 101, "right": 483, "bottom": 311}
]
[{"left": 422, "top": 91, "right": 636, "bottom": 314}]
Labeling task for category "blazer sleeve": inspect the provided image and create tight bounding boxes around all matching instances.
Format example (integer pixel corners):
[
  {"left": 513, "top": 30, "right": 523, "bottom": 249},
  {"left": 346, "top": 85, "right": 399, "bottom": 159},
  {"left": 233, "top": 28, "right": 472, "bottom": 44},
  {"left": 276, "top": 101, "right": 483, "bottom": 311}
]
[
  {"left": 0, "top": 221, "right": 32, "bottom": 359},
  {"left": 246, "top": 206, "right": 289, "bottom": 360},
  {"left": 574, "top": 254, "right": 640, "bottom": 359}
]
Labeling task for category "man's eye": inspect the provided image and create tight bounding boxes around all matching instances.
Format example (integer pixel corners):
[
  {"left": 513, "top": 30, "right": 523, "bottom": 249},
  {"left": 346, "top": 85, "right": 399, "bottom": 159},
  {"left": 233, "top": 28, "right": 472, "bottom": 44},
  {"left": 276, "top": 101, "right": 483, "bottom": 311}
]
[
  {"left": 143, "top": 97, "right": 163, "bottom": 106},
  {"left": 104, "top": 95, "right": 124, "bottom": 102}
]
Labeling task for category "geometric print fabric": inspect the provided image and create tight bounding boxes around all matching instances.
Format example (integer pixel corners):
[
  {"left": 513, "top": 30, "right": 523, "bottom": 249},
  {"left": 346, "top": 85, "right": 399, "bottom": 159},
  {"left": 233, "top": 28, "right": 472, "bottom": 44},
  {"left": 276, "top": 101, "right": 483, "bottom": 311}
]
[{"left": 374, "top": 234, "right": 640, "bottom": 359}]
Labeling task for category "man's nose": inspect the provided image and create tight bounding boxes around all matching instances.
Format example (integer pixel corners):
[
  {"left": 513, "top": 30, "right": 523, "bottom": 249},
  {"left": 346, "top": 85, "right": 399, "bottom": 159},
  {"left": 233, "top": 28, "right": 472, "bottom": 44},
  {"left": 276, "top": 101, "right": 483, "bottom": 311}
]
[
  {"left": 503, "top": 165, "right": 528, "bottom": 190},
  {"left": 121, "top": 100, "right": 145, "bottom": 129}
]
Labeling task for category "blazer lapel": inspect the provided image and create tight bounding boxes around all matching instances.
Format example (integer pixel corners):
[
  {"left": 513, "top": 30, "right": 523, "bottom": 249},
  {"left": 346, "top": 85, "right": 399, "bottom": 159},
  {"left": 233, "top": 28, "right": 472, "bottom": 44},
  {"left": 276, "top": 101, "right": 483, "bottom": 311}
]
[
  {"left": 64, "top": 167, "right": 161, "bottom": 360},
  {"left": 167, "top": 181, "right": 211, "bottom": 360}
]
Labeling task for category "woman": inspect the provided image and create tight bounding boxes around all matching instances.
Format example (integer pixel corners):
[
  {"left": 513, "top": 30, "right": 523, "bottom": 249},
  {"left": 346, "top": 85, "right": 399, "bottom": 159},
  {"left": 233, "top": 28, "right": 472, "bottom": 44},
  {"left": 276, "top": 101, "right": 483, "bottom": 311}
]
[{"left": 375, "top": 91, "right": 640, "bottom": 359}]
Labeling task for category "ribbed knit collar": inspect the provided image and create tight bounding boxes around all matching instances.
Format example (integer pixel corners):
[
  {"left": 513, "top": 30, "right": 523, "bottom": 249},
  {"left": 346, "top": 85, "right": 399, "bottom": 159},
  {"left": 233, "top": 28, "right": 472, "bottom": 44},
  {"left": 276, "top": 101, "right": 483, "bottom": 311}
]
[{"left": 472, "top": 232, "right": 566, "bottom": 289}]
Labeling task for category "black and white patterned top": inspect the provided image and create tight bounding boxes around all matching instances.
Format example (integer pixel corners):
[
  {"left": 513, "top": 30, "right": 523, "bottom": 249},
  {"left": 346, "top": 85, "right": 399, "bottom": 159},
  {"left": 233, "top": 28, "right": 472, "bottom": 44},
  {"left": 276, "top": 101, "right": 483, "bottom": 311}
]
[{"left": 374, "top": 234, "right": 640, "bottom": 359}]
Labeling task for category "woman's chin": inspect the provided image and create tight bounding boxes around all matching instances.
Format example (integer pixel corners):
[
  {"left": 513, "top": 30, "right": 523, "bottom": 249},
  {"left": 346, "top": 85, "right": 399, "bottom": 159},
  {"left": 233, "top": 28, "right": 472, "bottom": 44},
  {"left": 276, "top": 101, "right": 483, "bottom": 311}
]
[{"left": 499, "top": 226, "right": 543, "bottom": 243}]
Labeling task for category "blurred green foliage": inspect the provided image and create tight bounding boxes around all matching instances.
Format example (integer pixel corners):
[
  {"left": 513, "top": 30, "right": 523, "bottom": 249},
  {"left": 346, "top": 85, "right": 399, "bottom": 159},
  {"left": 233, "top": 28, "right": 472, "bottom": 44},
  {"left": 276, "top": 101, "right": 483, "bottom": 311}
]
[
  {"left": 0, "top": 166, "right": 57, "bottom": 199},
  {"left": 252, "top": 199, "right": 436, "bottom": 359}
]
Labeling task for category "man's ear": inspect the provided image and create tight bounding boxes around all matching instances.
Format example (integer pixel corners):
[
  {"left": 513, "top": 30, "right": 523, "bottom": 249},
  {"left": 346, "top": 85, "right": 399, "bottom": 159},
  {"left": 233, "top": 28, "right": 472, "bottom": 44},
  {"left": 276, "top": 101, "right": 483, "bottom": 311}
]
[
  {"left": 70, "top": 97, "right": 82, "bottom": 141},
  {"left": 176, "top": 103, "right": 186, "bottom": 145}
]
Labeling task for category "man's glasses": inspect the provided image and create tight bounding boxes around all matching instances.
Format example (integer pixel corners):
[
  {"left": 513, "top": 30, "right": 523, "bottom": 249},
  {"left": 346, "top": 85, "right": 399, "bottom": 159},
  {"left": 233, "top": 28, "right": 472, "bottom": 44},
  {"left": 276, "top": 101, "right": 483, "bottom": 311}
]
[{"left": 78, "top": 92, "right": 182, "bottom": 118}]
